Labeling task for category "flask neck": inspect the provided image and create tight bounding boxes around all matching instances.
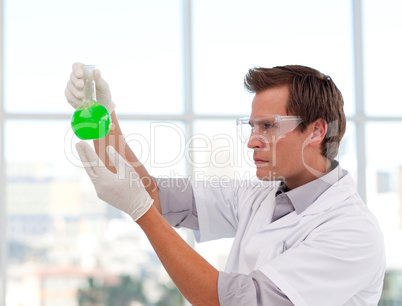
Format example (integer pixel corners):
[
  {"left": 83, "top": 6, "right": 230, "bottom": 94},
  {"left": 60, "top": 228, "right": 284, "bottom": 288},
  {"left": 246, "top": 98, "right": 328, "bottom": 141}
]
[{"left": 83, "top": 79, "right": 97, "bottom": 102}]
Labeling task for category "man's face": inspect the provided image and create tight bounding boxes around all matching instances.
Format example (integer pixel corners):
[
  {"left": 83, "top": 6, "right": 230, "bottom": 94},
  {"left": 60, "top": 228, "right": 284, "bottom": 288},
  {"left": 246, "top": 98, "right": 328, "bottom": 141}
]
[{"left": 247, "top": 85, "right": 313, "bottom": 189}]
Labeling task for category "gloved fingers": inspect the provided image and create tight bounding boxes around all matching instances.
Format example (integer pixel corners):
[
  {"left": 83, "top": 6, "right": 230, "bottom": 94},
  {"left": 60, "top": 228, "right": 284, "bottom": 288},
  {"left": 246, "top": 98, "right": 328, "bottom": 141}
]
[
  {"left": 76, "top": 141, "right": 106, "bottom": 179},
  {"left": 65, "top": 63, "right": 86, "bottom": 109},
  {"left": 65, "top": 80, "right": 84, "bottom": 108},
  {"left": 93, "top": 68, "right": 116, "bottom": 114},
  {"left": 106, "top": 146, "right": 140, "bottom": 183},
  {"left": 93, "top": 69, "right": 110, "bottom": 95},
  {"left": 67, "top": 77, "right": 84, "bottom": 100},
  {"left": 106, "top": 145, "right": 129, "bottom": 176},
  {"left": 70, "top": 64, "right": 85, "bottom": 91},
  {"left": 93, "top": 69, "right": 101, "bottom": 81},
  {"left": 72, "top": 62, "right": 85, "bottom": 78},
  {"left": 69, "top": 69, "right": 85, "bottom": 90}
]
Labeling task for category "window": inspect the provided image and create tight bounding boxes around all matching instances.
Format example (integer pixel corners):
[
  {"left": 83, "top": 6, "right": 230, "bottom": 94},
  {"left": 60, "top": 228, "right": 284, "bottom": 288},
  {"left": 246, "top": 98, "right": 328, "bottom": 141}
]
[{"left": 1, "top": 0, "right": 401, "bottom": 305}]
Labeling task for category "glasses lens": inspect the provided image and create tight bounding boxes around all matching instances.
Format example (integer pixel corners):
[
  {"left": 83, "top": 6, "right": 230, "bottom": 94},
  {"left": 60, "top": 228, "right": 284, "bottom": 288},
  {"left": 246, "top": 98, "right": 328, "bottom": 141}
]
[
  {"left": 279, "top": 118, "right": 302, "bottom": 136},
  {"left": 237, "top": 118, "right": 251, "bottom": 143},
  {"left": 237, "top": 116, "right": 302, "bottom": 144},
  {"left": 238, "top": 117, "right": 276, "bottom": 143},
  {"left": 254, "top": 119, "right": 276, "bottom": 143}
]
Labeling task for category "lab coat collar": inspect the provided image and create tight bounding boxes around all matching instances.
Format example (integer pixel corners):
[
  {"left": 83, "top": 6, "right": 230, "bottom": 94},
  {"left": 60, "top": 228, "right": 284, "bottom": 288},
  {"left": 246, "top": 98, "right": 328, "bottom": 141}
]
[
  {"left": 267, "top": 168, "right": 355, "bottom": 230},
  {"left": 282, "top": 160, "right": 343, "bottom": 215},
  {"left": 301, "top": 169, "right": 356, "bottom": 216}
]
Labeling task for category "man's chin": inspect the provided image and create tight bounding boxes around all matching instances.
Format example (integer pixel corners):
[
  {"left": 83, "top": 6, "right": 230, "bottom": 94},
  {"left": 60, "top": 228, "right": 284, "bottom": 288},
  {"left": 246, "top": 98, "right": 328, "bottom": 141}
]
[
  {"left": 255, "top": 162, "right": 269, "bottom": 168},
  {"left": 256, "top": 168, "right": 282, "bottom": 182}
]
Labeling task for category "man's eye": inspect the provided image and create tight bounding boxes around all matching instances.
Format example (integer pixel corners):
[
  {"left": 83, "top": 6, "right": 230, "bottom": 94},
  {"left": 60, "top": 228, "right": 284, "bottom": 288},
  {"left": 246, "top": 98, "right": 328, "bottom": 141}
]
[{"left": 263, "top": 123, "right": 274, "bottom": 129}]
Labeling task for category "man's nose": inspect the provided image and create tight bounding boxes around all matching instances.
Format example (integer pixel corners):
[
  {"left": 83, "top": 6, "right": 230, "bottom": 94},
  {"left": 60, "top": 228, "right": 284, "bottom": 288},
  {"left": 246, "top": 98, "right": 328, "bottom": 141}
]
[{"left": 247, "top": 132, "right": 266, "bottom": 149}]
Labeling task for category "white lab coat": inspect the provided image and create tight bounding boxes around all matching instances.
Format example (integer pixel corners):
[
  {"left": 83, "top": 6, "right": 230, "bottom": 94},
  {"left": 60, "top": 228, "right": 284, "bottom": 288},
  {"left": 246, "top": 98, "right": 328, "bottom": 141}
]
[{"left": 192, "top": 171, "right": 385, "bottom": 306}]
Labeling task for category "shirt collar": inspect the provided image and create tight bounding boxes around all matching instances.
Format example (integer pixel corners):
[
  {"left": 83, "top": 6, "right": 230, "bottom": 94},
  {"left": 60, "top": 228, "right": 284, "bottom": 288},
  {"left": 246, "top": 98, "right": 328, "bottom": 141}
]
[{"left": 277, "top": 160, "right": 344, "bottom": 214}]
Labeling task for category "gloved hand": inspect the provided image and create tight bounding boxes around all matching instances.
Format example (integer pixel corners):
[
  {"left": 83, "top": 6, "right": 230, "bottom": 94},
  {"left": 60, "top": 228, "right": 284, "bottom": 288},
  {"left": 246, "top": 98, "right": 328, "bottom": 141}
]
[
  {"left": 65, "top": 62, "right": 116, "bottom": 114},
  {"left": 76, "top": 141, "right": 154, "bottom": 221}
]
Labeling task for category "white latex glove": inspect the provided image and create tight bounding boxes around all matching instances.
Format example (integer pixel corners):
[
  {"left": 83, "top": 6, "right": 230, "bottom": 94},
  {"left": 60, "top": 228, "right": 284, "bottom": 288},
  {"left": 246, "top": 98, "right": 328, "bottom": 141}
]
[
  {"left": 76, "top": 141, "right": 153, "bottom": 221},
  {"left": 65, "top": 62, "right": 116, "bottom": 114}
]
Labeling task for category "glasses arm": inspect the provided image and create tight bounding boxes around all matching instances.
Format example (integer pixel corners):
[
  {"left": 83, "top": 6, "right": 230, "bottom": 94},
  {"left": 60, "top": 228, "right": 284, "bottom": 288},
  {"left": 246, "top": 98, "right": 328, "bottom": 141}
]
[{"left": 278, "top": 116, "right": 302, "bottom": 122}]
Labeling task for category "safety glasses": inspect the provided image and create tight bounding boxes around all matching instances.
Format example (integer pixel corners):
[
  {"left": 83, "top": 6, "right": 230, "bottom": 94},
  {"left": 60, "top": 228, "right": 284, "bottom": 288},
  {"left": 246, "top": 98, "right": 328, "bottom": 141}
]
[{"left": 237, "top": 115, "right": 303, "bottom": 143}]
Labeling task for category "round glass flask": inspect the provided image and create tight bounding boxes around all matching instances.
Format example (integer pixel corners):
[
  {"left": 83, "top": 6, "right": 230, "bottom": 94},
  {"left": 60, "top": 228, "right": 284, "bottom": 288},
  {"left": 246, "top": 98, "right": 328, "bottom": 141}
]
[{"left": 71, "top": 65, "right": 111, "bottom": 140}]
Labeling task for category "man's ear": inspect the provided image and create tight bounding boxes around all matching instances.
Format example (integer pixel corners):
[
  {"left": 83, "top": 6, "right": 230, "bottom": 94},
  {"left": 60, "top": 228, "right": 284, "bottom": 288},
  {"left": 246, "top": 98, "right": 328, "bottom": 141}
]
[{"left": 310, "top": 118, "right": 328, "bottom": 147}]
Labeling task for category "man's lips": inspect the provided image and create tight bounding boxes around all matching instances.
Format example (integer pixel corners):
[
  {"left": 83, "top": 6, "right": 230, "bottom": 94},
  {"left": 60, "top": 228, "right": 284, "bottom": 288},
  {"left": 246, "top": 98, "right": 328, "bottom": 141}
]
[{"left": 253, "top": 157, "right": 269, "bottom": 164}]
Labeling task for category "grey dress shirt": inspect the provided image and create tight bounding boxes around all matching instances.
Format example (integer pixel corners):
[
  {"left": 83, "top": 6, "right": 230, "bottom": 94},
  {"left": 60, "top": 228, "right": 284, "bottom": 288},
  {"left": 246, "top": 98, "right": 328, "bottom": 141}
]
[{"left": 156, "top": 161, "right": 343, "bottom": 305}]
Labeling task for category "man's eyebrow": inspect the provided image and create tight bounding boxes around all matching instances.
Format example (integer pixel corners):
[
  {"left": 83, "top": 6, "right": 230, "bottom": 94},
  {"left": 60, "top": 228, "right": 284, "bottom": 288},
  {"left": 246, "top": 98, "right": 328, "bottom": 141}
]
[{"left": 255, "top": 117, "right": 276, "bottom": 123}]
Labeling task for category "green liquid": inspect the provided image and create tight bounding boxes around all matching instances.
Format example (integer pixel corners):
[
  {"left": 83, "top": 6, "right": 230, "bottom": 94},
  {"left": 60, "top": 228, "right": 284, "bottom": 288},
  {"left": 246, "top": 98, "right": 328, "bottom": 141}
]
[{"left": 71, "top": 101, "right": 111, "bottom": 140}]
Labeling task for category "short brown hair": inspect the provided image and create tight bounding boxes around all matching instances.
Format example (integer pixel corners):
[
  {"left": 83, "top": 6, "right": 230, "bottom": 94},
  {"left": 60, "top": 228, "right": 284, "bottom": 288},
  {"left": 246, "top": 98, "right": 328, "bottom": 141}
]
[{"left": 244, "top": 65, "right": 346, "bottom": 160}]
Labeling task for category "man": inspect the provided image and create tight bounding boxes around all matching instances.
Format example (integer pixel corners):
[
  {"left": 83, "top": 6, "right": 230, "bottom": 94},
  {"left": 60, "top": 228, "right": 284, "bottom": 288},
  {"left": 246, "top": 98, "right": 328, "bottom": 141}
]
[{"left": 66, "top": 63, "right": 385, "bottom": 305}]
